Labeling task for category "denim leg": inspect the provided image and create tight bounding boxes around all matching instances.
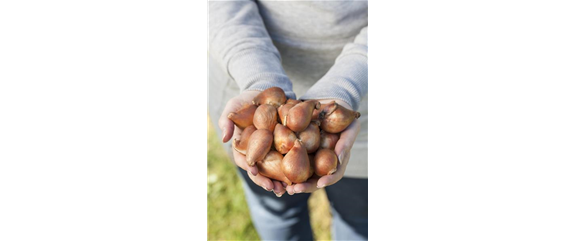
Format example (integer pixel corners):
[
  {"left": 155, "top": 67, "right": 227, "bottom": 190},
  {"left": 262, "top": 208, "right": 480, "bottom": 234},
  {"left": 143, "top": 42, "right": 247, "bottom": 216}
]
[
  {"left": 325, "top": 177, "right": 368, "bottom": 241},
  {"left": 237, "top": 168, "right": 314, "bottom": 241}
]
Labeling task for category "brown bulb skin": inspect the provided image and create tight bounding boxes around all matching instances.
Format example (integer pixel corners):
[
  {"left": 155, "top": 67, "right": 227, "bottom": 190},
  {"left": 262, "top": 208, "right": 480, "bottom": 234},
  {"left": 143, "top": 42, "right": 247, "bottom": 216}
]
[
  {"left": 256, "top": 150, "right": 292, "bottom": 185},
  {"left": 319, "top": 101, "right": 360, "bottom": 133},
  {"left": 308, "top": 154, "right": 315, "bottom": 180},
  {"left": 277, "top": 100, "right": 300, "bottom": 126},
  {"left": 232, "top": 125, "right": 257, "bottom": 155},
  {"left": 273, "top": 124, "right": 297, "bottom": 154},
  {"left": 281, "top": 140, "right": 311, "bottom": 184},
  {"left": 298, "top": 121, "right": 321, "bottom": 153},
  {"left": 228, "top": 104, "right": 257, "bottom": 129},
  {"left": 277, "top": 103, "right": 294, "bottom": 126},
  {"left": 252, "top": 87, "right": 287, "bottom": 107},
  {"left": 245, "top": 129, "right": 273, "bottom": 166},
  {"left": 286, "top": 99, "right": 301, "bottom": 105},
  {"left": 319, "top": 131, "right": 339, "bottom": 150},
  {"left": 253, "top": 104, "right": 278, "bottom": 132},
  {"left": 313, "top": 149, "right": 338, "bottom": 176},
  {"left": 286, "top": 100, "right": 321, "bottom": 132}
]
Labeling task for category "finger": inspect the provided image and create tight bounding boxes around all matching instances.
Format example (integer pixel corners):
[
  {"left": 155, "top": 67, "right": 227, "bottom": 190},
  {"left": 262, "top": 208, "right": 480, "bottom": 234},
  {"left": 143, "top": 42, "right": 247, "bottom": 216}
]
[
  {"left": 318, "top": 137, "right": 351, "bottom": 188},
  {"left": 218, "top": 98, "right": 241, "bottom": 143},
  {"left": 272, "top": 181, "right": 285, "bottom": 197},
  {"left": 232, "top": 149, "right": 259, "bottom": 176},
  {"left": 316, "top": 118, "right": 358, "bottom": 189},
  {"left": 293, "top": 176, "right": 320, "bottom": 193},
  {"left": 246, "top": 165, "right": 259, "bottom": 177},
  {"left": 335, "top": 120, "right": 361, "bottom": 153},
  {"left": 286, "top": 184, "right": 295, "bottom": 195},
  {"left": 335, "top": 120, "right": 361, "bottom": 165},
  {"left": 219, "top": 117, "right": 234, "bottom": 143},
  {"left": 317, "top": 163, "right": 346, "bottom": 188},
  {"left": 248, "top": 171, "right": 274, "bottom": 192}
]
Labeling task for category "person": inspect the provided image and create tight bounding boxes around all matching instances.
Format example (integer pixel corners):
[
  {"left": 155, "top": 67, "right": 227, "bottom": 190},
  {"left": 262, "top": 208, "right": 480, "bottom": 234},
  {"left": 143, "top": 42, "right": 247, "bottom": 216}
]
[{"left": 208, "top": 1, "right": 368, "bottom": 240}]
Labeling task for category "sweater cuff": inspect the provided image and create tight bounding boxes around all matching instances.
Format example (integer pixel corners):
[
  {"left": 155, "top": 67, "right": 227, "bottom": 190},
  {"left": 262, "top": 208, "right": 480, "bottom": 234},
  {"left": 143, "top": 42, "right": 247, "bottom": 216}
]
[
  {"left": 300, "top": 80, "right": 358, "bottom": 111},
  {"left": 300, "top": 54, "right": 367, "bottom": 111},
  {"left": 228, "top": 49, "right": 296, "bottom": 99}
]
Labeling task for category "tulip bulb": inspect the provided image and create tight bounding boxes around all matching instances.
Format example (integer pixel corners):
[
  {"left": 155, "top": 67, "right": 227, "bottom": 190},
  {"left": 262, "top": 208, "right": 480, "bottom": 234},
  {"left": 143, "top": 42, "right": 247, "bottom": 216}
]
[
  {"left": 256, "top": 150, "right": 292, "bottom": 185},
  {"left": 286, "top": 99, "right": 301, "bottom": 105},
  {"left": 281, "top": 140, "right": 311, "bottom": 183},
  {"left": 277, "top": 99, "right": 300, "bottom": 126},
  {"left": 318, "top": 101, "right": 360, "bottom": 133},
  {"left": 277, "top": 99, "right": 301, "bottom": 126},
  {"left": 232, "top": 125, "right": 257, "bottom": 155},
  {"left": 308, "top": 154, "right": 315, "bottom": 180},
  {"left": 277, "top": 104, "right": 293, "bottom": 126},
  {"left": 313, "top": 148, "right": 338, "bottom": 176},
  {"left": 319, "top": 131, "right": 339, "bottom": 150},
  {"left": 312, "top": 108, "right": 321, "bottom": 120},
  {"left": 245, "top": 129, "right": 273, "bottom": 166},
  {"left": 228, "top": 104, "right": 257, "bottom": 129},
  {"left": 273, "top": 123, "right": 297, "bottom": 154},
  {"left": 298, "top": 120, "right": 321, "bottom": 153},
  {"left": 286, "top": 100, "right": 321, "bottom": 132},
  {"left": 253, "top": 104, "right": 278, "bottom": 132},
  {"left": 252, "top": 87, "right": 287, "bottom": 107}
]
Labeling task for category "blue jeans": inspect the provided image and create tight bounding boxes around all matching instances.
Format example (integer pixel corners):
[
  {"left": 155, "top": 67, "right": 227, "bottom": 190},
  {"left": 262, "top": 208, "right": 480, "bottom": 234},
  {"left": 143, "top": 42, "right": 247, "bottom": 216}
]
[{"left": 237, "top": 168, "right": 368, "bottom": 241}]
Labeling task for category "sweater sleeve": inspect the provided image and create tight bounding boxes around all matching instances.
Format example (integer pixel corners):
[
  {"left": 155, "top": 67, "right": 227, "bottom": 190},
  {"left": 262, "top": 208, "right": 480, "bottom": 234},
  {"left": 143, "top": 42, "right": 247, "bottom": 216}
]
[
  {"left": 300, "top": 26, "right": 368, "bottom": 111},
  {"left": 209, "top": 0, "right": 296, "bottom": 99}
]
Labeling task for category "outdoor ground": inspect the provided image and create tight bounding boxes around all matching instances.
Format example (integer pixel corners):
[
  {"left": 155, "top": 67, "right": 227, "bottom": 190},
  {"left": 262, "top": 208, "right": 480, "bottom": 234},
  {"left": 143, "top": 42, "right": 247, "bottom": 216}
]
[{"left": 208, "top": 115, "right": 332, "bottom": 240}]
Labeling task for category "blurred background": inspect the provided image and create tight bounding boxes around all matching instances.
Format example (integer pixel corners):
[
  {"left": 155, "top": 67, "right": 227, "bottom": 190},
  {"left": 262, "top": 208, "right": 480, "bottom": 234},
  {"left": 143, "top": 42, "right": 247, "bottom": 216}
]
[{"left": 208, "top": 114, "right": 333, "bottom": 240}]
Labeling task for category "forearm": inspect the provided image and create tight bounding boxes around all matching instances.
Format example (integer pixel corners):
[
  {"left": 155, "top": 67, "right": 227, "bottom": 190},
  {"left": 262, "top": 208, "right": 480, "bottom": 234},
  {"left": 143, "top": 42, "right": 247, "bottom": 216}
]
[
  {"left": 209, "top": 0, "right": 295, "bottom": 99},
  {"left": 300, "top": 26, "right": 368, "bottom": 110}
]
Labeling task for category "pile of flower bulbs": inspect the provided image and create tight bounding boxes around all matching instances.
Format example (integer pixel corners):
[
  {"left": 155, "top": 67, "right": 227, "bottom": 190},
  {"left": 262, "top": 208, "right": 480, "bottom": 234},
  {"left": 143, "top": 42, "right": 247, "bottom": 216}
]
[{"left": 229, "top": 87, "right": 360, "bottom": 185}]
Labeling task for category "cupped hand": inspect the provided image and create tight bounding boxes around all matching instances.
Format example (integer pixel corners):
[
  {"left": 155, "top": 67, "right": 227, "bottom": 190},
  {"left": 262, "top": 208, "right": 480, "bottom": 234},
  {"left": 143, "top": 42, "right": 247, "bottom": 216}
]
[
  {"left": 286, "top": 100, "right": 361, "bottom": 195},
  {"left": 219, "top": 90, "right": 286, "bottom": 197}
]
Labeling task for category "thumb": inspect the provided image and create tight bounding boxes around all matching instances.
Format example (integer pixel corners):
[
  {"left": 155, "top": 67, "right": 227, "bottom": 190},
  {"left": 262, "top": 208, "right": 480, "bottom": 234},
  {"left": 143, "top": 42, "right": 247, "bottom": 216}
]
[{"left": 219, "top": 100, "right": 238, "bottom": 143}]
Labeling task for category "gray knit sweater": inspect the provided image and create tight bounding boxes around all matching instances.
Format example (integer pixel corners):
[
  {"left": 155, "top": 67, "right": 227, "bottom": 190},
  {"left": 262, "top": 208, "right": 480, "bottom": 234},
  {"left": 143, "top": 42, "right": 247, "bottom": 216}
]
[{"left": 209, "top": 0, "right": 368, "bottom": 178}]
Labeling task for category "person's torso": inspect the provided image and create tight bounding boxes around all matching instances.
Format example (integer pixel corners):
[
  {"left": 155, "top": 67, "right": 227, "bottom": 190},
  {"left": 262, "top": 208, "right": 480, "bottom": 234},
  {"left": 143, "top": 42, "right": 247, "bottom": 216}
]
[{"left": 256, "top": 0, "right": 368, "bottom": 92}]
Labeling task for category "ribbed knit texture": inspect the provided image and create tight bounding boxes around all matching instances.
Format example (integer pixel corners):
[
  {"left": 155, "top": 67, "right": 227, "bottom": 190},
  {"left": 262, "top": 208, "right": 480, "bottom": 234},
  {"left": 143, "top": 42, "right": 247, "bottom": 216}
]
[
  {"left": 228, "top": 49, "right": 296, "bottom": 99},
  {"left": 209, "top": 1, "right": 367, "bottom": 106},
  {"left": 299, "top": 27, "right": 368, "bottom": 110}
]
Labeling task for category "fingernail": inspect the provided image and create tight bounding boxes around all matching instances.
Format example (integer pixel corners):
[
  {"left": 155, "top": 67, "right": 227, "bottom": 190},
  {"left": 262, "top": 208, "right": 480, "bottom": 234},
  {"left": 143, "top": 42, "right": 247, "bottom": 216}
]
[
  {"left": 338, "top": 150, "right": 346, "bottom": 165},
  {"left": 250, "top": 170, "right": 257, "bottom": 176},
  {"left": 274, "top": 192, "right": 282, "bottom": 198},
  {"left": 262, "top": 186, "right": 270, "bottom": 191},
  {"left": 287, "top": 190, "right": 294, "bottom": 195},
  {"left": 221, "top": 129, "right": 228, "bottom": 142},
  {"left": 267, "top": 185, "right": 274, "bottom": 191},
  {"left": 281, "top": 182, "right": 288, "bottom": 188},
  {"left": 295, "top": 189, "right": 302, "bottom": 193},
  {"left": 317, "top": 184, "right": 325, "bottom": 189}
]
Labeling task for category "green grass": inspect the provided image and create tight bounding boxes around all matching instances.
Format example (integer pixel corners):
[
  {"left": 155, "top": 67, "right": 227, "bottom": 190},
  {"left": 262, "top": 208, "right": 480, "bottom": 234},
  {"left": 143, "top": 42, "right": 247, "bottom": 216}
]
[{"left": 208, "top": 115, "right": 332, "bottom": 241}]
